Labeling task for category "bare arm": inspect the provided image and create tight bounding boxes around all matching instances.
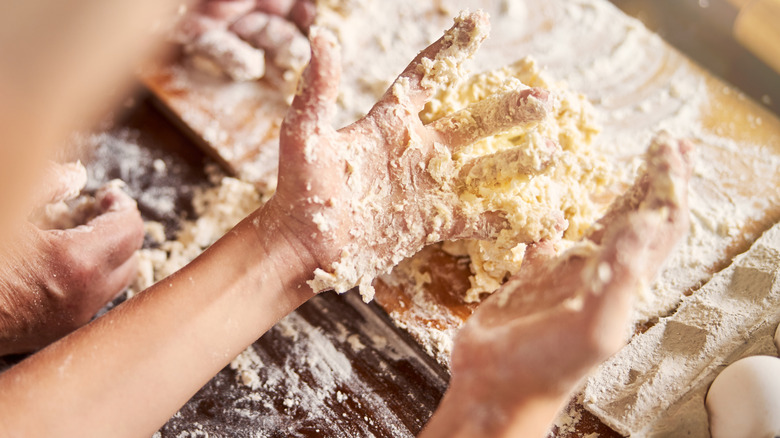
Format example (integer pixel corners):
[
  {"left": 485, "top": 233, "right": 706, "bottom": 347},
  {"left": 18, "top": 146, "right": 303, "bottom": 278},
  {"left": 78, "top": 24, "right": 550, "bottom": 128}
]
[
  {"left": 0, "top": 208, "right": 313, "bottom": 436},
  {"left": 0, "top": 11, "right": 549, "bottom": 437}
]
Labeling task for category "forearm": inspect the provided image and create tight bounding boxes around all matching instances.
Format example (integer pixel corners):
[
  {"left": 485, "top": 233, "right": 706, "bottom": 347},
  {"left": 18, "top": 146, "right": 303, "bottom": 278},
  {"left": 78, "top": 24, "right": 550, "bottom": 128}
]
[
  {"left": 0, "top": 205, "right": 316, "bottom": 437},
  {"left": 420, "top": 380, "right": 569, "bottom": 438}
]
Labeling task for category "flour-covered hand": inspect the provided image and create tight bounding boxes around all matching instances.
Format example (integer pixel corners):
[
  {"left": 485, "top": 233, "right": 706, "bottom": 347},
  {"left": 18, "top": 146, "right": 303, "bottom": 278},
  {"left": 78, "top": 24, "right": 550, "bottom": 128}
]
[
  {"left": 440, "top": 134, "right": 693, "bottom": 437},
  {"left": 264, "top": 11, "right": 559, "bottom": 301},
  {"left": 176, "top": 0, "right": 313, "bottom": 81}
]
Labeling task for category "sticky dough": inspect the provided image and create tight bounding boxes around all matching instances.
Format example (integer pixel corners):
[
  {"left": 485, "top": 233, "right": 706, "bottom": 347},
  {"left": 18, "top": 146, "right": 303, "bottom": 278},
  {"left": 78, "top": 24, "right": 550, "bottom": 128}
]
[
  {"left": 308, "top": 14, "right": 610, "bottom": 303},
  {"left": 431, "top": 57, "right": 609, "bottom": 302}
]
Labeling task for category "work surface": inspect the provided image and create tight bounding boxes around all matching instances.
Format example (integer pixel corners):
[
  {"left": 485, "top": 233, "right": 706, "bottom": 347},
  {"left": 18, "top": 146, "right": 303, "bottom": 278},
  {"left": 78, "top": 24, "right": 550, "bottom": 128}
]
[
  {"left": 1, "top": 1, "right": 777, "bottom": 437},
  {"left": 137, "top": 0, "right": 780, "bottom": 436}
]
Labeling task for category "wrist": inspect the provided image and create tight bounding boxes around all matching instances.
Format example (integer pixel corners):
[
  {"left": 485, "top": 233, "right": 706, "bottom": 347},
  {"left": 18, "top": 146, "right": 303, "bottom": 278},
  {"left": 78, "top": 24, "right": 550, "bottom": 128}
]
[
  {"left": 241, "top": 201, "right": 321, "bottom": 297},
  {"left": 422, "top": 377, "right": 569, "bottom": 438}
]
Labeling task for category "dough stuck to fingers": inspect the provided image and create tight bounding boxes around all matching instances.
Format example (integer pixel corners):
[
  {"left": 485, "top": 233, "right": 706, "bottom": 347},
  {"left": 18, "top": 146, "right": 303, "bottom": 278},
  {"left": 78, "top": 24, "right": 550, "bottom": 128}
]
[
  {"left": 301, "top": 11, "right": 585, "bottom": 303},
  {"left": 446, "top": 135, "right": 693, "bottom": 410},
  {"left": 174, "top": 1, "right": 313, "bottom": 82},
  {"left": 429, "top": 87, "right": 553, "bottom": 151},
  {"left": 231, "top": 12, "right": 310, "bottom": 72},
  {"left": 417, "top": 11, "right": 490, "bottom": 91},
  {"left": 422, "top": 57, "right": 609, "bottom": 303},
  {"left": 458, "top": 137, "right": 560, "bottom": 185}
]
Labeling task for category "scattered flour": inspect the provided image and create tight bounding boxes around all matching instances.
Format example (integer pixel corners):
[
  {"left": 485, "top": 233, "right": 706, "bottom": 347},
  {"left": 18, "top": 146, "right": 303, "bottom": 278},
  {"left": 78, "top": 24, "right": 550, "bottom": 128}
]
[
  {"left": 129, "top": 165, "right": 263, "bottom": 295},
  {"left": 315, "top": 1, "right": 780, "bottom": 435},
  {"left": 143, "top": 0, "right": 780, "bottom": 435},
  {"left": 583, "top": 222, "right": 780, "bottom": 436}
]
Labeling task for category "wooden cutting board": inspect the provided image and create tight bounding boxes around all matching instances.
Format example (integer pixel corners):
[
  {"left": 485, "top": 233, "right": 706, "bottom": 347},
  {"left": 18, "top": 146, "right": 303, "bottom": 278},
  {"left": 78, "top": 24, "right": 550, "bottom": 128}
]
[{"left": 143, "top": 0, "right": 780, "bottom": 435}]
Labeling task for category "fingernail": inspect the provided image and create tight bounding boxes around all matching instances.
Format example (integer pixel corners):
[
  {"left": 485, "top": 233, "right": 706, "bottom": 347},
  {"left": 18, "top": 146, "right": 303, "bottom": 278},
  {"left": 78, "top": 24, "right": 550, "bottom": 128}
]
[{"left": 96, "top": 180, "right": 136, "bottom": 212}]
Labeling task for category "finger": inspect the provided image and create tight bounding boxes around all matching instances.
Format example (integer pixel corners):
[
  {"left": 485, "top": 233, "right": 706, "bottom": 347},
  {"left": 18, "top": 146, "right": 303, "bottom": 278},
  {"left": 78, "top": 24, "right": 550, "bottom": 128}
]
[
  {"left": 280, "top": 26, "right": 340, "bottom": 159},
  {"left": 377, "top": 10, "right": 490, "bottom": 113},
  {"left": 231, "top": 12, "right": 310, "bottom": 70},
  {"left": 54, "top": 185, "right": 144, "bottom": 270},
  {"left": 230, "top": 12, "right": 272, "bottom": 45},
  {"left": 428, "top": 88, "right": 553, "bottom": 151},
  {"left": 289, "top": 0, "right": 316, "bottom": 32},
  {"left": 524, "top": 239, "right": 558, "bottom": 263},
  {"left": 579, "top": 212, "right": 663, "bottom": 335},
  {"left": 186, "top": 29, "right": 266, "bottom": 81},
  {"left": 587, "top": 133, "right": 693, "bottom": 244},
  {"left": 32, "top": 161, "right": 87, "bottom": 206},
  {"left": 256, "top": 0, "right": 296, "bottom": 17},
  {"left": 457, "top": 136, "right": 560, "bottom": 185},
  {"left": 450, "top": 205, "right": 566, "bottom": 245},
  {"left": 642, "top": 132, "right": 694, "bottom": 211},
  {"left": 448, "top": 209, "right": 508, "bottom": 241},
  {"left": 98, "top": 253, "right": 140, "bottom": 302},
  {"left": 174, "top": 14, "right": 221, "bottom": 44},
  {"left": 581, "top": 176, "right": 690, "bottom": 337},
  {"left": 70, "top": 254, "right": 139, "bottom": 326}
]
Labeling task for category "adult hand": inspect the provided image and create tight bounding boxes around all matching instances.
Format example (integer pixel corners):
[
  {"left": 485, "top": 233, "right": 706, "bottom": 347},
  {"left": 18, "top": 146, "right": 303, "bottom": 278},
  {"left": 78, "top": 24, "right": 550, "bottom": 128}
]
[
  {"left": 177, "top": 0, "right": 314, "bottom": 81},
  {"left": 0, "top": 165, "right": 144, "bottom": 356},
  {"left": 262, "top": 11, "right": 559, "bottom": 301},
  {"left": 424, "top": 134, "right": 693, "bottom": 437}
]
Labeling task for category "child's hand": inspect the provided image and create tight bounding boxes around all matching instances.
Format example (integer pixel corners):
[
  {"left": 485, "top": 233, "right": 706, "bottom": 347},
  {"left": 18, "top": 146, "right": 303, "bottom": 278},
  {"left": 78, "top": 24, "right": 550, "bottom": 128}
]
[
  {"left": 441, "top": 134, "right": 693, "bottom": 436},
  {"left": 263, "top": 11, "right": 558, "bottom": 299}
]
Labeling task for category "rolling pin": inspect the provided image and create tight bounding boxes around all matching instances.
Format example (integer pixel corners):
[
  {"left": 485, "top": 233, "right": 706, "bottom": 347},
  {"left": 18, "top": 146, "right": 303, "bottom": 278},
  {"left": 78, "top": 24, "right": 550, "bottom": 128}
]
[{"left": 726, "top": 0, "right": 780, "bottom": 74}]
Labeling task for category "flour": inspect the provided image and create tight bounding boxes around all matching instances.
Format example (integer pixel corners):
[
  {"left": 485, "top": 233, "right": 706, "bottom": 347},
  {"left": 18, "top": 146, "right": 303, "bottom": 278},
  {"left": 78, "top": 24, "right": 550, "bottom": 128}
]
[
  {"left": 317, "top": 0, "right": 779, "bottom": 318},
  {"left": 307, "top": 10, "right": 607, "bottom": 306},
  {"left": 129, "top": 167, "right": 262, "bottom": 294},
  {"left": 312, "top": 1, "right": 780, "bottom": 435},
  {"left": 307, "top": 11, "right": 507, "bottom": 303},
  {"left": 186, "top": 29, "right": 266, "bottom": 82},
  {"left": 422, "top": 57, "right": 608, "bottom": 302},
  {"left": 140, "top": 0, "right": 780, "bottom": 435},
  {"left": 583, "top": 222, "right": 780, "bottom": 436}
]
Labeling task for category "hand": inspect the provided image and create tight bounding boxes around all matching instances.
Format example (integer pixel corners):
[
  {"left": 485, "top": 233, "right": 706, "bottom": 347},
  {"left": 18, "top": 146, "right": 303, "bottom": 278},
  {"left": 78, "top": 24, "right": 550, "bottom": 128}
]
[
  {"left": 176, "top": 0, "right": 314, "bottom": 81},
  {"left": 430, "top": 134, "right": 693, "bottom": 437},
  {"left": 0, "top": 166, "right": 144, "bottom": 356},
  {"left": 262, "top": 11, "right": 559, "bottom": 300}
]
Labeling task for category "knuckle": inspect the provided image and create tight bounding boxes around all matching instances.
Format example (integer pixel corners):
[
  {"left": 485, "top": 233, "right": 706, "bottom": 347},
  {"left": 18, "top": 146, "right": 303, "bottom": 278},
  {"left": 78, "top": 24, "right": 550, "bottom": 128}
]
[{"left": 48, "top": 239, "right": 102, "bottom": 289}]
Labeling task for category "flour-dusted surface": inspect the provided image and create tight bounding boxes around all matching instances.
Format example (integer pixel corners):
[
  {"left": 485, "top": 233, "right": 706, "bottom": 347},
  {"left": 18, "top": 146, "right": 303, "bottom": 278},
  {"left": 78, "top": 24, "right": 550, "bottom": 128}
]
[
  {"left": 315, "top": 0, "right": 780, "bottom": 435},
  {"left": 143, "top": 62, "right": 292, "bottom": 193},
  {"left": 60, "top": 104, "right": 451, "bottom": 437},
  {"left": 583, "top": 222, "right": 780, "bottom": 436},
  {"left": 159, "top": 291, "right": 449, "bottom": 438}
]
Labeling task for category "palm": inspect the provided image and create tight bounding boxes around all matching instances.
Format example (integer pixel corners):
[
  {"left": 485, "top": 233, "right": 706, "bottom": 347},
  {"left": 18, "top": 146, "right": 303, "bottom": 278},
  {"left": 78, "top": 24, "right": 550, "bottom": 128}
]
[
  {"left": 451, "top": 134, "right": 693, "bottom": 401},
  {"left": 267, "top": 12, "right": 556, "bottom": 299}
]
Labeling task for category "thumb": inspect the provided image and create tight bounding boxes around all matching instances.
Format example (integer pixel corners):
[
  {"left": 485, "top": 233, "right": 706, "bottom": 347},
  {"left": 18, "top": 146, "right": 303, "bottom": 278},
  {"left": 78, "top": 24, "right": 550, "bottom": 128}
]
[
  {"left": 280, "top": 26, "right": 341, "bottom": 161},
  {"left": 32, "top": 161, "right": 88, "bottom": 207}
]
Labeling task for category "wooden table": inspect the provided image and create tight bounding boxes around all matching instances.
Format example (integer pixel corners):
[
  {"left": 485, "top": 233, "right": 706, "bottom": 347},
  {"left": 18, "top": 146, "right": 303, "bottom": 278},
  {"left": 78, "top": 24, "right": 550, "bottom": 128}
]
[{"left": 1, "top": 1, "right": 777, "bottom": 437}]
